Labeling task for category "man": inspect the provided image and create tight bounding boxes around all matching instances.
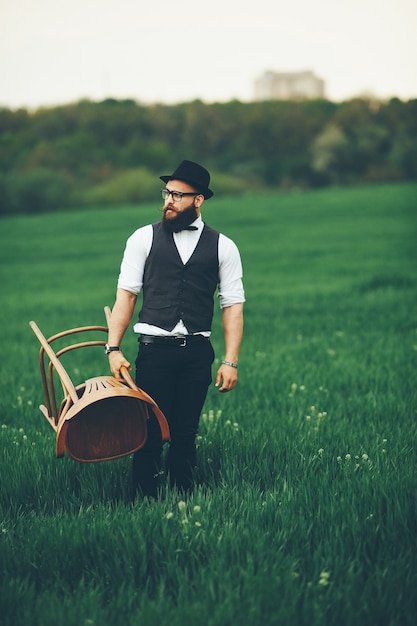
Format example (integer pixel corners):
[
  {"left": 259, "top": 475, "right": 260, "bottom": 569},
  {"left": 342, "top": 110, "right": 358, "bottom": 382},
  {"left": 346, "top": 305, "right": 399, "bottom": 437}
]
[{"left": 106, "top": 160, "right": 244, "bottom": 498}]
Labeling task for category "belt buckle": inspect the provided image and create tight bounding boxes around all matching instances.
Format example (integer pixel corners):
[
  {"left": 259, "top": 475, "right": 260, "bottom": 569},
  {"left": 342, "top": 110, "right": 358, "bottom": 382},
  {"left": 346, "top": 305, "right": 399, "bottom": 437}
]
[{"left": 178, "top": 336, "right": 187, "bottom": 347}]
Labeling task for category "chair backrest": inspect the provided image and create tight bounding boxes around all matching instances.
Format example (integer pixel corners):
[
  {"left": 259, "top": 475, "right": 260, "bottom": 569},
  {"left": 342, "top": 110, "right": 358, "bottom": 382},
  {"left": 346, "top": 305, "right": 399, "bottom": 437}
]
[{"left": 30, "top": 320, "right": 110, "bottom": 427}]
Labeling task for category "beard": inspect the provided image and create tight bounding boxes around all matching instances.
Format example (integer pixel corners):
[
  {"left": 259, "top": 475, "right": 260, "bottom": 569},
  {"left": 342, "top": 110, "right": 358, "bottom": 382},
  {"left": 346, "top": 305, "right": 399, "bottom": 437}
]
[{"left": 162, "top": 202, "right": 198, "bottom": 233}]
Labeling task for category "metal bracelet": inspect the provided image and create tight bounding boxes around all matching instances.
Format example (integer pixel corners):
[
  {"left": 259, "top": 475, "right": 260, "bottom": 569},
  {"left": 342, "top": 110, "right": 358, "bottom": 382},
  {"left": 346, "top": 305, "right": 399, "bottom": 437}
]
[{"left": 221, "top": 360, "right": 238, "bottom": 369}]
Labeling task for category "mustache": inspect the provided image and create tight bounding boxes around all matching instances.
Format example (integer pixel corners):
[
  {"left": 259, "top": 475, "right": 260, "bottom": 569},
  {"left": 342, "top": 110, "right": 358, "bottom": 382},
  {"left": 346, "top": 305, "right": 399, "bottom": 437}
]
[{"left": 162, "top": 206, "right": 178, "bottom": 215}]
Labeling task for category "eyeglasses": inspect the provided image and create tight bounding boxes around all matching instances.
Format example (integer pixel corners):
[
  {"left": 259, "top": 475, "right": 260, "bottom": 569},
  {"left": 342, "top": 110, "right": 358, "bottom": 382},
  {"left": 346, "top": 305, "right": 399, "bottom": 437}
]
[{"left": 161, "top": 188, "right": 199, "bottom": 202}]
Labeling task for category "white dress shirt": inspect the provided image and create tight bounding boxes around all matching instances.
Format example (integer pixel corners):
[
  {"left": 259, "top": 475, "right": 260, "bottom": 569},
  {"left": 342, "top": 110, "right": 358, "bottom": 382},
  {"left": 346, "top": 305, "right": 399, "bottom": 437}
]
[{"left": 117, "top": 216, "right": 245, "bottom": 336}]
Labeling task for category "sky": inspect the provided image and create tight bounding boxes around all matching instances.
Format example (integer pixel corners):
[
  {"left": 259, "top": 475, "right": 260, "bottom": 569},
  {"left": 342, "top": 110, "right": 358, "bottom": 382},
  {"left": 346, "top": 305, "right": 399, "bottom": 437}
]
[{"left": 1, "top": 0, "right": 416, "bottom": 109}]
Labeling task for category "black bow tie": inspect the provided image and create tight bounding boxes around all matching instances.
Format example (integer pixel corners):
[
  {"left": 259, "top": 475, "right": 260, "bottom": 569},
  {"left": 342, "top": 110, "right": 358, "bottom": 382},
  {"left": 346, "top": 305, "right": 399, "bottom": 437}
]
[{"left": 182, "top": 225, "right": 198, "bottom": 231}]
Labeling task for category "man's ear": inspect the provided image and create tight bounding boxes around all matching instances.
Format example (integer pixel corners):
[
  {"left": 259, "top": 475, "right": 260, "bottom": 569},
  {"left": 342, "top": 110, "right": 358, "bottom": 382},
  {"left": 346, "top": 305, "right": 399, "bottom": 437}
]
[{"left": 195, "top": 194, "right": 204, "bottom": 209}]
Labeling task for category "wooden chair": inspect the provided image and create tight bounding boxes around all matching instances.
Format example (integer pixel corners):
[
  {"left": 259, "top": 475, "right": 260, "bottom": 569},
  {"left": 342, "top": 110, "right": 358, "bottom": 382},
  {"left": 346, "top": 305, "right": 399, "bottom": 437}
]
[{"left": 29, "top": 310, "right": 170, "bottom": 462}]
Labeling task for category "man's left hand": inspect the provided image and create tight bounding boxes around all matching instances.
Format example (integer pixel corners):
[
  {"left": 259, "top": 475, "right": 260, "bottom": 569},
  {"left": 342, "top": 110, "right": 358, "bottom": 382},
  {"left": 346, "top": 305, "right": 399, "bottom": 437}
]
[{"left": 215, "top": 363, "right": 238, "bottom": 393}]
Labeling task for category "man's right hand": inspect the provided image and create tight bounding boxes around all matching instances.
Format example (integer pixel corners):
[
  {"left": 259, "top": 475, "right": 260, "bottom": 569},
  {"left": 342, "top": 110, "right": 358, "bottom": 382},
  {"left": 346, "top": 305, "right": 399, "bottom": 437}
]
[{"left": 108, "top": 350, "right": 132, "bottom": 379}]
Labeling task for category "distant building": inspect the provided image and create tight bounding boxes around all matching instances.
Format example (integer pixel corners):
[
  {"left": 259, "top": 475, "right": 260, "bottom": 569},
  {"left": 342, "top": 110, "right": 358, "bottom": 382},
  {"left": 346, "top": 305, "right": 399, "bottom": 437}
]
[{"left": 253, "top": 70, "right": 326, "bottom": 100}]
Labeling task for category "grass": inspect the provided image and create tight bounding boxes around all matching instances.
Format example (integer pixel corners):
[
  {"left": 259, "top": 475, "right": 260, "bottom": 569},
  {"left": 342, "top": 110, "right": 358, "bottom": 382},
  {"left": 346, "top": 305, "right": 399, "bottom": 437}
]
[{"left": 0, "top": 182, "right": 416, "bottom": 625}]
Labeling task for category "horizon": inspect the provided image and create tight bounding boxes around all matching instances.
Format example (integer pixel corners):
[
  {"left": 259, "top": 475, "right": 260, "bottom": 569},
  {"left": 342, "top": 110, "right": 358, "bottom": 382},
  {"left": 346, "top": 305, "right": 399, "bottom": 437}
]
[{"left": 1, "top": 83, "right": 415, "bottom": 114}]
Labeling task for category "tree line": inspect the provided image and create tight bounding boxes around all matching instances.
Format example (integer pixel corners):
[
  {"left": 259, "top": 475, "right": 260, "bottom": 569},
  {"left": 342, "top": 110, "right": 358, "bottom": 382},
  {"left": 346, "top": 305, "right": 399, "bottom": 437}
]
[{"left": 0, "top": 96, "right": 416, "bottom": 215}]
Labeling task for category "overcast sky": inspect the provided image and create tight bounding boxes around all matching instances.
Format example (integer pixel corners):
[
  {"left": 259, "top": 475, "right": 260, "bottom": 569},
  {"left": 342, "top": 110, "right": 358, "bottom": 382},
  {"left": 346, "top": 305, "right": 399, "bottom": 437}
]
[{"left": 1, "top": 0, "right": 416, "bottom": 109}]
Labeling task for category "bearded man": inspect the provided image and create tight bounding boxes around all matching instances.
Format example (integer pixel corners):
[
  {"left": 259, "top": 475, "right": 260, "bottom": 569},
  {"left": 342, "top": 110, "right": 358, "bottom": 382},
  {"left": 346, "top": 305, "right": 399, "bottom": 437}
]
[{"left": 106, "top": 160, "right": 245, "bottom": 498}]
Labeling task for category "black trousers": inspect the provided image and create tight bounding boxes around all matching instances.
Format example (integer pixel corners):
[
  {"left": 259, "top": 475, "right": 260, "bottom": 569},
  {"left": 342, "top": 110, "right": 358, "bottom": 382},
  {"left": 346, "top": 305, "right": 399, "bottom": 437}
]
[{"left": 133, "top": 337, "right": 215, "bottom": 498}]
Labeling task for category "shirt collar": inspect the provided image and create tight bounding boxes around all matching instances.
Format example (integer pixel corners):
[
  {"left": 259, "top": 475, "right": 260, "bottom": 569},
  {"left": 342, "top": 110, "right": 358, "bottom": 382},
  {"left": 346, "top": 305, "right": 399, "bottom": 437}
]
[{"left": 190, "top": 215, "right": 203, "bottom": 230}]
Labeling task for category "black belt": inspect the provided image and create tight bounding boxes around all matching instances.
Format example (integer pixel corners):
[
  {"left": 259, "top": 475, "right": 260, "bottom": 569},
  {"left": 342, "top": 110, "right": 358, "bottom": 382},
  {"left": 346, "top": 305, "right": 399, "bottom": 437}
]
[{"left": 138, "top": 334, "right": 208, "bottom": 347}]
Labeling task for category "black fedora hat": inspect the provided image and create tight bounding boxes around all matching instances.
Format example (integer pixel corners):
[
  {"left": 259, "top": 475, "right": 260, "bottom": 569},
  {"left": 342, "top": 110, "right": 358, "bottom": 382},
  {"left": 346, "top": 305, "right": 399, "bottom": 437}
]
[{"left": 160, "top": 160, "right": 214, "bottom": 199}]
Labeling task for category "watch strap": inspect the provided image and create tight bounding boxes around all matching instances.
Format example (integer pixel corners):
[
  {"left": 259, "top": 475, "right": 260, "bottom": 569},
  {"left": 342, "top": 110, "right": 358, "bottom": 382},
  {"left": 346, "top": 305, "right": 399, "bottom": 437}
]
[{"left": 105, "top": 344, "right": 120, "bottom": 355}]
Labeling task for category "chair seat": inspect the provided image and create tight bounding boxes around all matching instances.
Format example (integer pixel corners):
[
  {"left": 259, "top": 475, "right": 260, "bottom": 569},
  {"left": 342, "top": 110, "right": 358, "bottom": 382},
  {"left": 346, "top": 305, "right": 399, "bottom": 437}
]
[
  {"left": 57, "top": 376, "right": 147, "bottom": 461},
  {"left": 65, "top": 394, "right": 149, "bottom": 462}
]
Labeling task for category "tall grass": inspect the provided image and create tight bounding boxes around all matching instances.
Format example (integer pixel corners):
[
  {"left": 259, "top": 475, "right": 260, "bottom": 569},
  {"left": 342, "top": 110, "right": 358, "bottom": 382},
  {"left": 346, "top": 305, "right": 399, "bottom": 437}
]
[{"left": 1, "top": 182, "right": 416, "bottom": 625}]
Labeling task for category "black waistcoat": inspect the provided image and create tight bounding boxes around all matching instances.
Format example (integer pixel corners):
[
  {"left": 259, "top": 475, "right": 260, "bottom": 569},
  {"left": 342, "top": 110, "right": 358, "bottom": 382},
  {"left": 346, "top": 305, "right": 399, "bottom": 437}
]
[{"left": 138, "top": 222, "right": 220, "bottom": 333}]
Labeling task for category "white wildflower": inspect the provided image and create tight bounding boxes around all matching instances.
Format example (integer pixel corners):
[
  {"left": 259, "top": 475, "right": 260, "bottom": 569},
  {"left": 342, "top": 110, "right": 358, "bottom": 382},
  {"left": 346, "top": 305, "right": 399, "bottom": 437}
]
[
  {"left": 318, "top": 571, "right": 331, "bottom": 587},
  {"left": 178, "top": 501, "right": 187, "bottom": 514}
]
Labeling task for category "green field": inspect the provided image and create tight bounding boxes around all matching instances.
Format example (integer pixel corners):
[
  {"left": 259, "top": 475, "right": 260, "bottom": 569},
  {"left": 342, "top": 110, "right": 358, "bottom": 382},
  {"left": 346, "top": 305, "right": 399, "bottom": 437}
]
[{"left": 1, "top": 182, "right": 416, "bottom": 626}]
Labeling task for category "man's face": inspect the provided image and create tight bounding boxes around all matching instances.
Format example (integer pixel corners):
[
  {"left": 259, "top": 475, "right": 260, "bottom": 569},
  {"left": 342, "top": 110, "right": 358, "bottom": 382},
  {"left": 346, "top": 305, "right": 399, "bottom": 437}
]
[{"left": 162, "top": 179, "right": 202, "bottom": 232}]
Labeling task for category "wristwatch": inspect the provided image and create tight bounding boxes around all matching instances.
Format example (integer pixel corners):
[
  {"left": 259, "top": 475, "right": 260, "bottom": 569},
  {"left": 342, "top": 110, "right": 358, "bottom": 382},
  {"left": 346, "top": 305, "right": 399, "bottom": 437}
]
[{"left": 104, "top": 344, "right": 120, "bottom": 355}]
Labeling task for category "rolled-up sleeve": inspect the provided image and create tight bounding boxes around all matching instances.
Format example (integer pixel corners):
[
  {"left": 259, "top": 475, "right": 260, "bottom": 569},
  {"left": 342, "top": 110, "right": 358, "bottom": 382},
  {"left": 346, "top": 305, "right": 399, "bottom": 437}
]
[
  {"left": 217, "top": 234, "right": 245, "bottom": 308},
  {"left": 117, "top": 225, "right": 153, "bottom": 295}
]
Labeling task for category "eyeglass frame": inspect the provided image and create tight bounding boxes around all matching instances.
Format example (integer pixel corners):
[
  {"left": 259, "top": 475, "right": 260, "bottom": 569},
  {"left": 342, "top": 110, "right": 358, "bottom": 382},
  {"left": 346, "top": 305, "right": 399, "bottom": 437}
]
[{"left": 161, "top": 188, "right": 202, "bottom": 202}]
